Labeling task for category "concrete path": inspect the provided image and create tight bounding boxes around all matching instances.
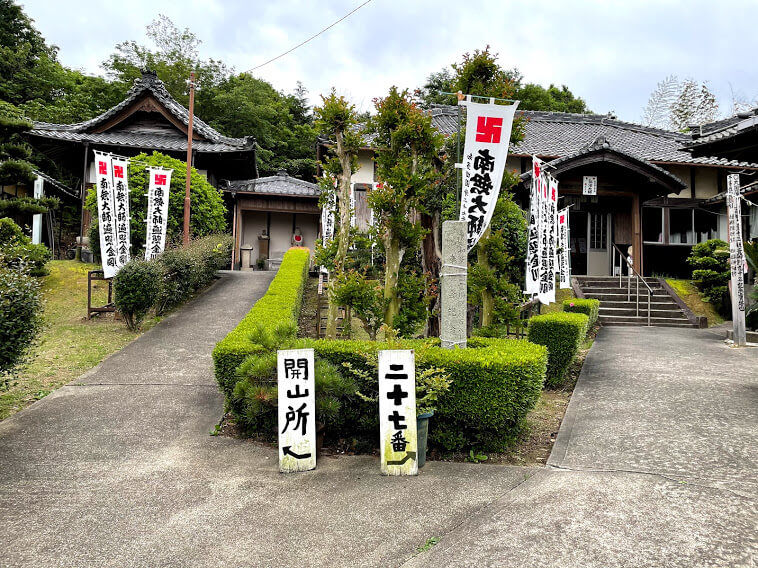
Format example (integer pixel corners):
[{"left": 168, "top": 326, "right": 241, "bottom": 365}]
[
  {"left": 2, "top": 283, "right": 756, "bottom": 567},
  {"left": 403, "top": 326, "right": 758, "bottom": 568}
]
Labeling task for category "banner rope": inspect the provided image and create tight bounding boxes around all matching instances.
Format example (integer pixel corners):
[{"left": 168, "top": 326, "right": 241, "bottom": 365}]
[{"left": 440, "top": 263, "right": 468, "bottom": 278}]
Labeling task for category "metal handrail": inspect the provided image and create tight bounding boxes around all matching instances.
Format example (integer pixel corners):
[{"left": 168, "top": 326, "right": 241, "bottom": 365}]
[{"left": 612, "top": 243, "right": 653, "bottom": 326}]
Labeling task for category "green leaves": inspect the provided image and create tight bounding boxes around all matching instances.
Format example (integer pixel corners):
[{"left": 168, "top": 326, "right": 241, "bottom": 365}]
[{"left": 527, "top": 312, "right": 589, "bottom": 386}]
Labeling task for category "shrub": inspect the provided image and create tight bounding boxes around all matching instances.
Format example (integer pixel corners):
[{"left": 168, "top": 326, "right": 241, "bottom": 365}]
[
  {"left": 0, "top": 264, "right": 43, "bottom": 386},
  {"left": 563, "top": 298, "right": 599, "bottom": 325},
  {"left": 688, "top": 239, "right": 730, "bottom": 316},
  {"left": 312, "top": 337, "right": 546, "bottom": 453},
  {"left": 527, "top": 312, "right": 589, "bottom": 386},
  {"left": 213, "top": 247, "right": 310, "bottom": 396},
  {"left": 113, "top": 259, "right": 162, "bottom": 330},
  {"left": 0, "top": 217, "right": 51, "bottom": 276}
]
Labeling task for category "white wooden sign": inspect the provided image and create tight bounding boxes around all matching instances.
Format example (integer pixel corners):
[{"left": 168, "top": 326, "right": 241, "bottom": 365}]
[
  {"left": 582, "top": 176, "right": 597, "bottom": 196},
  {"left": 726, "top": 174, "right": 746, "bottom": 346},
  {"left": 379, "top": 350, "right": 417, "bottom": 476},
  {"left": 278, "top": 348, "right": 316, "bottom": 472}
]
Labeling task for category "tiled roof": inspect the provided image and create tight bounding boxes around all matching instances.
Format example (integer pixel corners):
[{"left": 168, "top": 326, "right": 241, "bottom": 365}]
[
  {"left": 32, "top": 169, "right": 77, "bottom": 198},
  {"left": 683, "top": 108, "right": 758, "bottom": 149},
  {"left": 29, "top": 71, "right": 253, "bottom": 153},
  {"left": 227, "top": 170, "right": 320, "bottom": 197},
  {"left": 519, "top": 136, "right": 686, "bottom": 189},
  {"left": 703, "top": 179, "right": 758, "bottom": 204}
]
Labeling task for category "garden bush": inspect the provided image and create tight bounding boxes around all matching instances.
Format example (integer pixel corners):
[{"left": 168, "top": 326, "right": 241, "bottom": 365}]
[
  {"left": 312, "top": 337, "right": 547, "bottom": 453},
  {"left": 688, "top": 239, "right": 730, "bottom": 316},
  {"left": 213, "top": 247, "right": 310, "bottom": 395},
  {"left": 113, "top": 259, "right": 162, "bottom": 330},
  {"left": 0, "top": 217, "right": 51, "bottom": 276},
  {"left": 0, "top": 264, "right": 43, "bottom": 386},
  {"left": 563, "top": 298, "right": 599, "bottom": 326},
  {"left": 527, "top": 312, "right": 589, "bottom": 386}
]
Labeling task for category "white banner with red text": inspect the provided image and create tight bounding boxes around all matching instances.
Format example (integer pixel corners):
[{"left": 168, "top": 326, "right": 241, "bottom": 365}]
[
  {"left": 94, "top": 152, "right": 119, "bottom": 278},
  {"left": 144, "top": 167, "right": 172, "bottom": 260}
]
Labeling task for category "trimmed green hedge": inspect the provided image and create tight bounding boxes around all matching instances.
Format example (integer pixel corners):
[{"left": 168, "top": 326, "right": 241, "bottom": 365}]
[
  {"left": 213, "top": 247, "right": 310, "bottom": 395},
  {"left": 312, "top": 337, "right": 547, "bottom": 453},
  {"left": 563, "top": 298, "right": 599, "bottom": 326},
  {"left": 527, "top": 312, "right": 589, "bottom": 386}
]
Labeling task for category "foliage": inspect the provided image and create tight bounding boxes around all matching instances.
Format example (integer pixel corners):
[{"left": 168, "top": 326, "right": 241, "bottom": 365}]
[
  {"left": 155, "top": 234, "right": 232, "bottom": 315},
  {"left": 527, "top": 312, "right": 589, "bottom": 386},
  {"left": 416, "top": 46, "right": 589, "bottom": 113},
  {"left": 415, "top": 367, "right": 451, "bottom": 415},
  {"left": 0, "top": 217, "right": 51, "bottom": 276},
  {"left": 331, "top": 270, "right": 386, "bottom": 340},
  {"left": 0, "top": 196, "right": 59, "bottom": 216},
  {"left": 113, "top": 259, "right": 162, "bottom": 330},
  {"left": 642, "top": 75, "right": 719, "bottom": 131},
  {"left": 0, "top": 263, "right": 43, "bottom": 386},
  {"left": 688, "top": 239, "right": 731, "bottom": 317},
  {"left": 368, "top": 87, "right": 443, "bottom": 328},
  {"left": 563, "top": 298, "right": 600, "bottom": 326},
  {"left": 464, "top": 449, "right": 488, "bottom": 464},
  {"left": 85, "top": 152, "right": 226, "bottom": 251},
  {"left": 313, "top": 337, "right": 546, "bottom": 453},
  {"left": 213, "top": 248, "right": 310, "bottom": 396},
  {"left": 393, "top": 268, "right": 432, "bottom": 338},
  {"left": 0, "top": 100, "right": 35, "bottom": 187}
]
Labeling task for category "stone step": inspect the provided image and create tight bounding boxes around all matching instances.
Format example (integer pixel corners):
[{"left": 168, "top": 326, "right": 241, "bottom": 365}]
[
  {"left": 599, "top": 306, "right": 686, "bottom": 318},
  {"left": 599, "top": 314, "right": 694, "bottom": 327},
  {"left": 584, "top": 292, "right": 672, "bottom": 302},
  {"left": 600, "top": 320, "right": 696, "bottom": 328},
  {"left": 582, "top": 286, "right": 663, "bottom": 294},
  {"left": 575, "top": 276, "right": 660, "bottom": 283}
]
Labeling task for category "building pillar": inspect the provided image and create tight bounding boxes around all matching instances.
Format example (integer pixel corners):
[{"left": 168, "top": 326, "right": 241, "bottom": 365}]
[
  {"left": 632, "top": 193, "right": 642, "bottom": 275},
  {"left": 440, "top": 220, "right": 467, "bottom": 349}
]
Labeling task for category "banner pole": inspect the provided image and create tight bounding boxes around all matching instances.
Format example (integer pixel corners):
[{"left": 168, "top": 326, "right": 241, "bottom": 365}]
[
  {"left": 183, "top": 71, "right": 196, "bottom": 247},
  {"left": 456, "top": 91, "right": 463, "bottom": 208}
]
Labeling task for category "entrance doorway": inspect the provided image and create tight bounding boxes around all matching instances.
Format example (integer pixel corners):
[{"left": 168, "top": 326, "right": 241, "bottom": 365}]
[{"left": 569, "top": 210, "right": 613, "bottom": 276}]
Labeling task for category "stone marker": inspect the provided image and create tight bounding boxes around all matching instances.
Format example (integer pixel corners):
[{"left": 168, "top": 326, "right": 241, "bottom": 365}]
[
  {"left": 278, "top": 348, "right": 316, "bottom": 472},
  {"left": 726, "top": 174, "right": 746, "bottom": 347},
  {"left": 441, "top": 220, "right": 467, "bottom": 349},
  {"left": 379, "top": 350, "right": 418, "bottom": 476}
]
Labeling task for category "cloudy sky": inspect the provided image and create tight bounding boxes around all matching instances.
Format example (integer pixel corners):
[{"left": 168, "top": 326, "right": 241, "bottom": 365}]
[{"left": 18, "top": 0, "right": 758, "bottom": 122}]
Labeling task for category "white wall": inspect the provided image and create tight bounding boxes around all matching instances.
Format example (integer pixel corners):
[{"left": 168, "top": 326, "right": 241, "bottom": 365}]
[{"left": 352, "top": 150, "right": 375, "bottom": 185}]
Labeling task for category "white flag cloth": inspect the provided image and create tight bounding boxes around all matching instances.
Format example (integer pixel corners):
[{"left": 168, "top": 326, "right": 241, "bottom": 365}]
[
  {"left": 525, "top": 157, "right": 543, "bottom": 294},
  {"left": 111, "top": 157, "right": 131, "bottom": 267},
  {"left": 458, "top": 99, "right": 519, "bottom": 251},
  {"left": 537, "top": 175, "right": 559, "bottom": 304},
  {"left": 144, "top": 167, "right": 172, "bottom": 260},
  {"left": 557, "top": 207, "right": 571, "bottom": 289},
  {"left": 93, "top": 152, "right": 119, "bottom": 278}
]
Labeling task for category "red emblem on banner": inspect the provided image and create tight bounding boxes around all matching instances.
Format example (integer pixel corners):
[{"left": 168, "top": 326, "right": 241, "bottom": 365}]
[
  {"left": 475, "top": 116, "right": 503, "bottom": 144},
  {"left": 98, "top": 161, "right": 107, "bottom": 175},
  {"left": 113, "top": 165, "right": 124, "bottom": 178},
  {"left": 155, "top": 174, "right": 167, "bottom": 186},
  {"left": 560, "top": 215, "right": 565, "bottom": 223},
  {"left": 551, "top": 187, "right": 557, "bottom": 201}
]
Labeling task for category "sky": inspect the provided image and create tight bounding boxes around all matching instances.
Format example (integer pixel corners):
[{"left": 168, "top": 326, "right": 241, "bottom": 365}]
[{"left": 17, "top": 0, "right": 758, "bottom": 123}]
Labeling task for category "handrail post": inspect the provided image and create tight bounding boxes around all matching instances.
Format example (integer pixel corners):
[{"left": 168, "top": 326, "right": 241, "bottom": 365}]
[
  {"left": 636, "top": 276, "right": 639, "bottom": 316},
  {"left": 627, "top": 271, "right": 631, "bottom": 302},
  {"left": 618, "top": 249, "right": 622, "bottom": 288},
  {"left": 648, "top": 289, "right": 652, "bottom": 326}
]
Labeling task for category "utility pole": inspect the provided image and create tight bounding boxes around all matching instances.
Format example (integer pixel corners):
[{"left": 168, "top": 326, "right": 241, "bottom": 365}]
[{"left": 183, "top": 71, "right": 196, "bottom": 247}]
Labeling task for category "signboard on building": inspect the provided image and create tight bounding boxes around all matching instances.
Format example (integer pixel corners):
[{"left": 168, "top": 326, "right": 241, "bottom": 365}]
[
  {"left": 278, "top": 348, "right": 317, "bottom": 473},
  {"left": 726, "top": 174, "right": 746, "bottom": 346},
  {"left": 458, "top": 99, "right": 519, "bottom": 251},
  {"left": 582, "top": 176, "right": 597, "bottom": 196},
  {"left": 378, "top": 350, "right": 417, "bottom": 476}
]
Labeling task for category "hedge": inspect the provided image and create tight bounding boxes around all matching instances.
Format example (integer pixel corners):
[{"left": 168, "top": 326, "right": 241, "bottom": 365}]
[
  {"left": 527, "top": 312, "right": 589, "bottom": 386},
  {"left": 563, "top": 298, "right": 599, "bottom": 326},
  {"left": 312, "top": 337, "right": 547, "bottom": 453},
  {"left": 213, "top": 247, "right": 310, "bottom": 395}
]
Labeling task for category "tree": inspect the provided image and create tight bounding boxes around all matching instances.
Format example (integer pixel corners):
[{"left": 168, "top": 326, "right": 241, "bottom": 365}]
[
  {"left": 314, "top": 90, "right": 360, "bottom": 338},
  {"left": 368, "top": 87, "right": 443, "bottom": 330},
  {"left": 642, "top": 76, "right": 720, "bottom": 131},
  {"left": 641, "top": 75, "right": 680, "bottom": 129},
  {"left": 86, "top": 152, "right": 226, "bottom": 252}
]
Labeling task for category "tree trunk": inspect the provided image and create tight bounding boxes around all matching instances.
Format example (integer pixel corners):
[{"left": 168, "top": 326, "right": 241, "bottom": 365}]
[
  {"left": 421, "top": 212, "right": 441, "bottom": 337},
  {"left": 325, "top": 128, "right": 353, "bottom": 339},
  {"left": 383, "top": 235, "right": 404, "bottom": 328},
  {"left": 477, "top": 225, "right": 494, "bottom": 328}
]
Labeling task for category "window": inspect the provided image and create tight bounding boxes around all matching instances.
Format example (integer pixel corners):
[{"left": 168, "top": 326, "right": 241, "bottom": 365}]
[
  {"left": 643, "top": 207, "right": 663, "bottom": 243},
  {"left": 589, "top": 213, "right": 607, "bottom": 249},
  {"left": 669, "top": 209, "right": 693, "bottom": 244},
  {"left": 694, "top": 209, "right": 718, "bottom": 243}
]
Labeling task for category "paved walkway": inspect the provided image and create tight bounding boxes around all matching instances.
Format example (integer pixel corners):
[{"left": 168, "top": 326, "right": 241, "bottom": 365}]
[
  {"left": 404, "top": 326, "right": 758, "bottom": 568},
  {"left": 1, "top": 282, "right": 756, "bottom": 567}
]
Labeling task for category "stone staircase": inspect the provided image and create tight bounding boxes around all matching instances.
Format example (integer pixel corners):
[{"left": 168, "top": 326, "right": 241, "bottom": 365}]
[{"left": 574, "top": 276, "right": 696, "bottom": 328}]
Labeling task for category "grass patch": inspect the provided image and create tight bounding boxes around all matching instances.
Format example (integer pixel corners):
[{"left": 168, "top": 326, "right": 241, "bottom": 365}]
[
  {"left": 666, "top": 278, "right": 724, "bottom": 326},
  {"left": 539, "top": 286, "right": 575, "bottom": 314},
  {"left": 0, "top": 260, "right": 157, "bottom": 420}
]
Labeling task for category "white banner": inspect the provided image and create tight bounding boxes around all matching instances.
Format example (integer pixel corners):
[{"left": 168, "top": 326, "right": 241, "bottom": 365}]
[
  {"left": 525, "top": 158, "right": 543, "bottom": 294},
  {"left": 112, "top": 157, "right": 131, "bottom": 267},
  {"left": 379, "top": 350, "right": 417, "bottom": 476},
  {"left": 94, "top": 152, "right": 119, "bottom": 278},
  {"left": 538, "top": 176, "right": 559, "bottom": 304},
  {"left": 558, "top": 207, "right": 571, "bottom": 289},
  {"left": 726, "top": 174, "right": 746, "bottom": 344},
  {"left": 278, "top": 349, "right": 317, "bottom": 473},
  {"left": 145, "top": 167, "right": 172, "bottom": 260},
  {"left": 458, "top": 99, "right": 519, "bottom": 251}
]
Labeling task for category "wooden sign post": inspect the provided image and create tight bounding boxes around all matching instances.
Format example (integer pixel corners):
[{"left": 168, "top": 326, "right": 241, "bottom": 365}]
[
  {"left": 726, "top": 174, "right": 747, "bottom": 347},
  {"left": 278, "top": 348, "right": 316, "bottom": 472},
  {"left": 379, "top": 350, "right": 418, "bottom": 476}
]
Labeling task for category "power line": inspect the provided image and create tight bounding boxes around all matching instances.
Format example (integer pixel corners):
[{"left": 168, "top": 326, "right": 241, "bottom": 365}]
[{"left": 244, "top": 0, "right": 374, "bottom": 73}]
